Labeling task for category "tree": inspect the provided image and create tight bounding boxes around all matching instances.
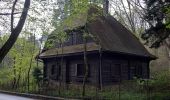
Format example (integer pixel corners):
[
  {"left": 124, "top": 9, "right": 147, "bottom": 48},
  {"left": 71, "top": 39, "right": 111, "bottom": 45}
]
[
  {"left": 109, "top": 0, "right": 148, "bottom": 37},
  {"left": 141, "top": 0, "right": 170, "bottom": 48},
  {"left": 32, "top": 67, "right": 43, "bottom": 88},
  {"left": 0, "top": 0, "right": 30, "bottom": 63},
  {"left": 0, "top": 34, "right": 38, "bottom": 89}
]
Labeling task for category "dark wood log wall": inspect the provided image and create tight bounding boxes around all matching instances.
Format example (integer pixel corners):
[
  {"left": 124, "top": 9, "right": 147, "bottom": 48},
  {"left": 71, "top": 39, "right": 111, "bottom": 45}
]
[
  {"left": 101, "top": 57, "right": 149, "bottom": 85},
  {"left": 101, "top": 59, "right": 129, "bottom": 85},
  {"left": 68, "top": 56, "right": 99, "bottom": 86},
  {"left": 43, "top": 54, "right": 149, "bottom": 86}
]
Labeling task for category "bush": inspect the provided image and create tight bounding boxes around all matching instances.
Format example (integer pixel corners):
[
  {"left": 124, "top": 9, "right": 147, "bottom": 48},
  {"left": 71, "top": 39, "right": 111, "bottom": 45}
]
[
  {"left": 150, "top": 71, "right": 170, "bottom": 90},
  {"left": 32, "top": 67, "right": 43, "bottom": 84}
]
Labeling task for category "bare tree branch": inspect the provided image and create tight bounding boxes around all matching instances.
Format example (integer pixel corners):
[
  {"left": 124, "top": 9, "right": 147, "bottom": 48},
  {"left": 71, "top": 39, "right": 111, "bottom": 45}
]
[
  {"left": 11, "top": 0, "right": 18, "bottom": 32},
  {"left": 0, "top": 12, "right": 21, "bottom": 16}
]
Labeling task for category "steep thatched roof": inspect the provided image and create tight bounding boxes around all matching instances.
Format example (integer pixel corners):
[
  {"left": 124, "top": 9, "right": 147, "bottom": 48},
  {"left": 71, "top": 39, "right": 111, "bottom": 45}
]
[{"left": 39, "top": 5, "right": 156, "bottom": 59}]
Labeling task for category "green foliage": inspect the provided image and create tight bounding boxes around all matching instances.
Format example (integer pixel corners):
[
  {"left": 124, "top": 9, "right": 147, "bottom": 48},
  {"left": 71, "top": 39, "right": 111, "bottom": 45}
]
[
  {"left": 149, "top": 71, "right": 170, "bottom": 89},
  {"left": 32, "top": 67, "right": 43, "bottom": 83},
  {"left": 48, "top": 0, "right": 104, "bottom": 49},
  {"left": 133, "top": 74, "right": 170, "bottom": 100},
  {"left": 44, "top": 28, "right": 67, "bottom": 49},
  {"left": 166, "top": 7, "right": 170, "bottom": 28},
  {"left": 0, "top": 67, "right": 12, "bottom": 84},
  {"left": 142, "top": 0, "right": 170, "bottom": 48},
  {"left": 132, "top": 71, "right": 170, "bottom": 100},
  {"left": 0, "top": 34, "right": 39, "bottom": 87}
]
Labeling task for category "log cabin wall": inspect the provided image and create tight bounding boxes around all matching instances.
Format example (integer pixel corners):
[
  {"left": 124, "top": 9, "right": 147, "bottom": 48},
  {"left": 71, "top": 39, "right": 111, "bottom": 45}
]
[
  {"left": 101, "top": 59, "right": 129, "bottom": 85},
  {"left": 43, "top": 58, "right": 66, "bottom": 82},
  {"left": 101, "top": 53, "right": 149, "bottom": 85},
  {"left": 43, "top": 54, "right": 100, "bottom": 86},
  {"left": 43, "top": 52, "right": 150, "bottom": 86},
  {"left": 129, "top": 61, "right": 149, "bottom": 79}
]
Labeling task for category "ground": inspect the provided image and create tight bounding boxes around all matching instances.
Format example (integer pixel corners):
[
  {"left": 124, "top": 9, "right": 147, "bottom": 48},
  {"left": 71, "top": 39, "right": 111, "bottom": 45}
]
[{"left": 0, "top": 93, "right": 35, "bottom": 100}]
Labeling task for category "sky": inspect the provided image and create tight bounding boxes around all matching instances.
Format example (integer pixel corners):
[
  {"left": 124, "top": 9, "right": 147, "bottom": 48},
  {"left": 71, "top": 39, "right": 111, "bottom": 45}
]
[{"left": 0, "top": 0, "right": 58, "bottom": 38}]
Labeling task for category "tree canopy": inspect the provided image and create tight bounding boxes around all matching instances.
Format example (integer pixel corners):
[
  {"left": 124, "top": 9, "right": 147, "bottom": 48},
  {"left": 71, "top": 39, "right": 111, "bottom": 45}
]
[{"left": 141, "top": 0, "right": 170, "bottom": 48}]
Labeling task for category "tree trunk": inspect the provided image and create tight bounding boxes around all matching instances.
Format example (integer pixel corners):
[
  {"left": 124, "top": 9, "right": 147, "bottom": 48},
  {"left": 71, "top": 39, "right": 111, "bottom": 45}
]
[
  {"left": 27, "top": 34, "right": 36, "bottom": 92},
  {"left": 12, "top": 57, "right": 16, "bottom": 89},
  {"left": 16, "top": 67, "right": 22, "bottom": 89},
  {"left": 99, "top": 45, "right": 103, "bottom": 90},
  {"left": 0, "top": 0, "right": 30, "bottom": 63},
  {"left": 27, "top": 56, "right": 33, "bottom": 91},
  {"left": 82, "top": 33, "right": 88, "bottom": 97},
  {"left": 16, "top": 41, "right": 25, "bottom": 89},
  {"left": 59, "top": 42, "right": 63, "bottom": 95}
]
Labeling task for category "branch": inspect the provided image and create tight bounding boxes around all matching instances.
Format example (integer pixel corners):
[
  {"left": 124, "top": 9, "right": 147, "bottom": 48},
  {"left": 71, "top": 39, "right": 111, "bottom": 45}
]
[
  {"left": 0, "top": 0, "right": 31, "bottom": 63},
  {"left": 109, "top": 3, "right": 129, "bottom": 28},
  {"left": 11, "top": 0, "right": 18, "bottom": 32},
  {"left": 0, "top": 12, "right": 21, "bottom": 16}
]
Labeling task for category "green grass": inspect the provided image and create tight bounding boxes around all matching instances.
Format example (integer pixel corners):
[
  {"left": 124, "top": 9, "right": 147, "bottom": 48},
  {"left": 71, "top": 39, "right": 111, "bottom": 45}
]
[
  {"left": 0, "top": 71, "right": 169, "bottom": 100},
  {"left": 0, "top": 81, "right": 169, "bottom": 100},
  {"left": 150, "top": 92, "right": 170, "bottom": 100}
]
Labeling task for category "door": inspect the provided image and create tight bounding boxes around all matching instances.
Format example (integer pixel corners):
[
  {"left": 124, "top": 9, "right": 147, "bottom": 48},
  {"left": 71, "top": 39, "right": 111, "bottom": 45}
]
[{"left": 111, "top": 64, "right": 121, "bottom": 82}]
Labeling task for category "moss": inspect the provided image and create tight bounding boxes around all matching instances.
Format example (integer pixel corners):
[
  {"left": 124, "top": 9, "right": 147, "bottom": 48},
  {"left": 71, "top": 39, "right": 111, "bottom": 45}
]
[{"left": 39, "top": 43, "right": 99, "bottom": 57}]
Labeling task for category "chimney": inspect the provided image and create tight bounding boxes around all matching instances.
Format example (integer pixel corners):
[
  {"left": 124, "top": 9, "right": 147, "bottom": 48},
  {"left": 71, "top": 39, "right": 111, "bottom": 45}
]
[{"left": 103, "top": 0, "right": 109, "bottom": 15}]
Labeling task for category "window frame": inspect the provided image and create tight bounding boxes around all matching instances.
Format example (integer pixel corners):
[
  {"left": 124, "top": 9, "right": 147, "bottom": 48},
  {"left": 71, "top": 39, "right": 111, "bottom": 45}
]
[
  {"left": 56, "top": 64, "right": 61, "bottom": 79},
  {"left": 75, "top": 63, "right": 90, "bottom": 78},
  {"left": 51, "top": 65, "right": 55, "bottom": 76}
]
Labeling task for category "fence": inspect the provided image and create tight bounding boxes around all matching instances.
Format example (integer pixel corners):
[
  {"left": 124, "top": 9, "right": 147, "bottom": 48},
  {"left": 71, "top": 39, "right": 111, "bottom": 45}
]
[{"left": 0, "top": 78, "right": 164, "bottom": 100}]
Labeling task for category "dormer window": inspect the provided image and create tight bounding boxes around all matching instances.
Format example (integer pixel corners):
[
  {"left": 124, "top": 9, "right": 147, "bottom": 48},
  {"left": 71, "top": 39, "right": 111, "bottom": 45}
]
[{"left": 63, "top": 31, "right": 94, "bottom": 47}]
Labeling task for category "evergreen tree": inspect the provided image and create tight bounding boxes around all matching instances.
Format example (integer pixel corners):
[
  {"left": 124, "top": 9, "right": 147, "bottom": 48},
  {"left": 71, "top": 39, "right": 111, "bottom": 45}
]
[{"left": 141, "top": 0, "right": 170, "bottom": 48}]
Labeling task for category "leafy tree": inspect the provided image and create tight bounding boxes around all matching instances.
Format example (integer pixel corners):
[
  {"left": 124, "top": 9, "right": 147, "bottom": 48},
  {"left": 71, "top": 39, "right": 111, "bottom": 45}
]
[
  {"left": 0, "top": 35, "right": 38, "bottom": 88},
  {"left": 141, "top": 0, "right": 170, "bottom": 48},
  {"left": 110, "top": 0, "right": 147, "bottom": 37}
]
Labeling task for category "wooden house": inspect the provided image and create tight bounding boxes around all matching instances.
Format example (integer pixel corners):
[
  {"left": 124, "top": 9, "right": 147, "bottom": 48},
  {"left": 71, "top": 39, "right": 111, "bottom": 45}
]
[{"left": 38, "top": 6, "right": 156, "bottom": 87}]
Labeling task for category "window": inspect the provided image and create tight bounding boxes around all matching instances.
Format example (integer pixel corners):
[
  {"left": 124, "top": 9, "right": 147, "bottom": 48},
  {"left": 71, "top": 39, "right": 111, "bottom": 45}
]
[
  {"left": 51, "top": 65, "right": 55, "bottom": 75},
  {"left": 73, "top": 32, "right": 77, "bottom": 45},
  {"left": 135, "top": 65, "right": 143, "bottom": 78},
  {"left": 113, "top": 64, "right": 121, "bottom": 76},
  {"left": 76, "top": 64, "right": 90, "bottom": 77},
  {"left": 76, "top": 33, "right": 83, "bottom": 44},
  {"left": 86, "top": 35, "right": 94, "bottom": 43},
  {"left": 130, "top": 63, "right": 143, "bottom": 79},
  {"left": 57, "top": 65, "right": 61, "bottom": 77},
  {"left": 77, "top": 64, "right": 85, "bottom": 77},
  {"left": 63, "top": 33, "right": 73, "bottom": 46}
]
